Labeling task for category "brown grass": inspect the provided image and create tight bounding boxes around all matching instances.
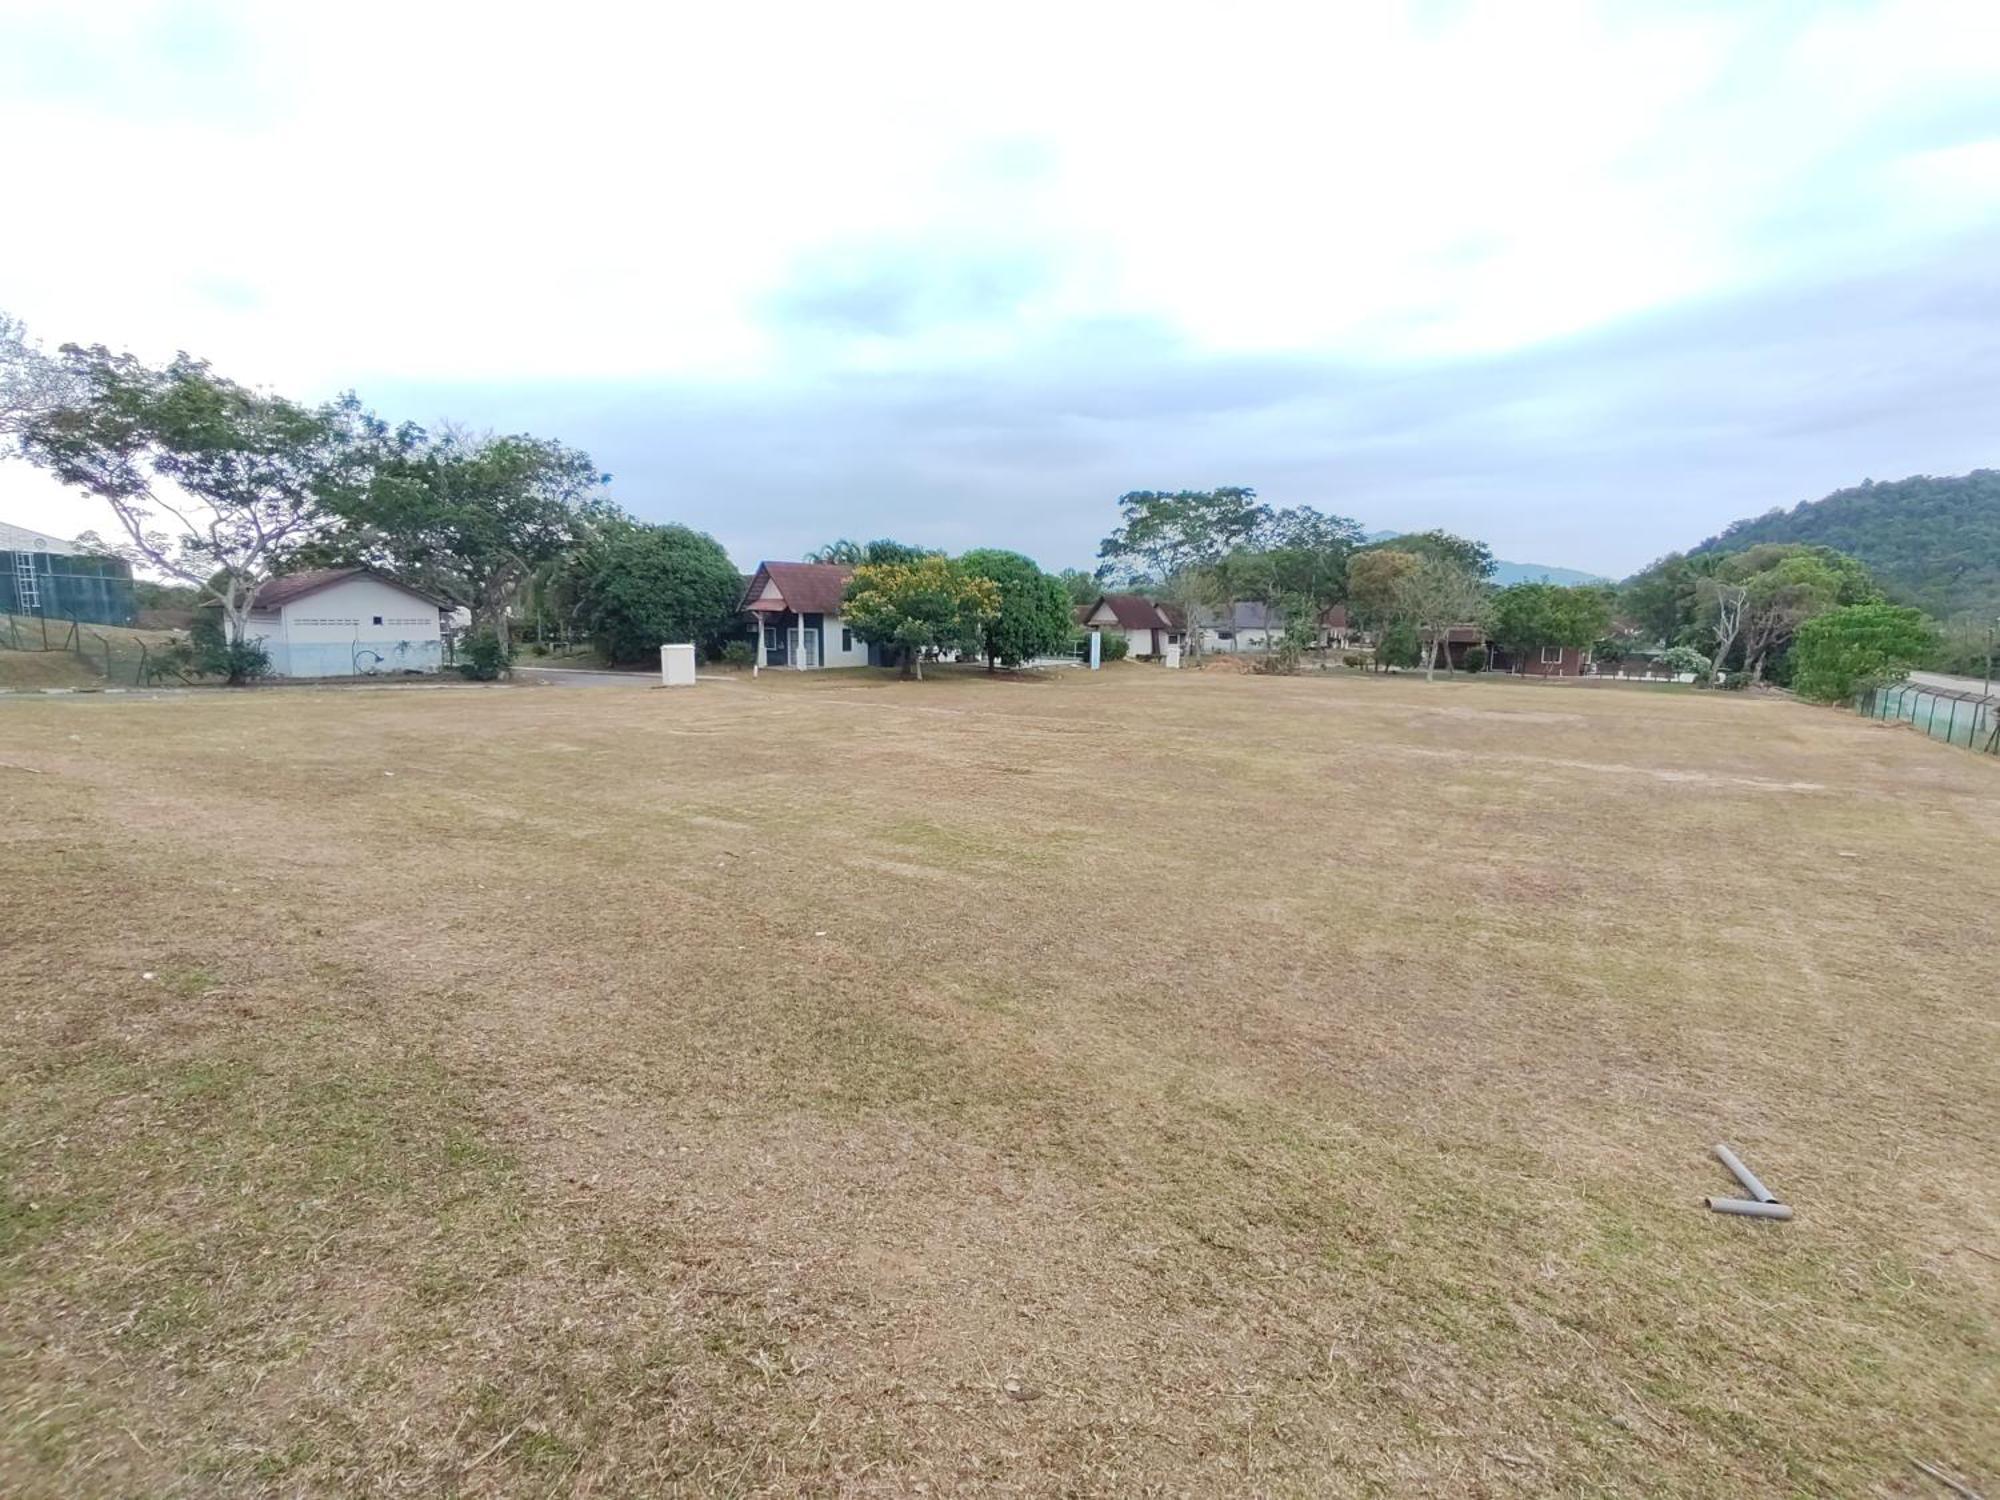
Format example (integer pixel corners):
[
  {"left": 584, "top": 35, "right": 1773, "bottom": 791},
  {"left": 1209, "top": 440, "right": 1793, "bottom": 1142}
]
[{"left": 2, "top": 666, "right": 1996, "bottom": 1497}]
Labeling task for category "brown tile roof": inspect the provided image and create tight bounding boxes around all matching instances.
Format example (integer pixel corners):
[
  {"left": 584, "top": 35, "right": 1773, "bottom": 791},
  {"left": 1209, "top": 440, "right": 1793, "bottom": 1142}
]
[
  {"left": 250, "top": 567, "right": 446, "bottom": 610},
  {"left": 743, "top": 562, "right": 854, "bottom": 616},
  {"left": 1093, "top": 594, "right": 1172, "bottom": 631}
]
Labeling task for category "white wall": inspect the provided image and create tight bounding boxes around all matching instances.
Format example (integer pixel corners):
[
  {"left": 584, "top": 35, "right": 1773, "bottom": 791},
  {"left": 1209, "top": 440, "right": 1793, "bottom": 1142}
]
[
  {"left": 821, "top": 612, "right": 869, "bottom": 667},
  {"left": 248, "top": 576, "right": 445, "bottom": 677}
]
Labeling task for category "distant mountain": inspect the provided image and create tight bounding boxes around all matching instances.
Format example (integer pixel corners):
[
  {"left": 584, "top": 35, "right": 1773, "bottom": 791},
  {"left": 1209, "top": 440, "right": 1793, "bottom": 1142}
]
[
  {"left": 1361, "top": 530, "right": 1608, "bottom": 588},
  {"left": 1687, "top": 470, "right": 2000, "bottom": 621},
  {"left": 1487, "top": 559, "right": 1611, "bottom": 587}
]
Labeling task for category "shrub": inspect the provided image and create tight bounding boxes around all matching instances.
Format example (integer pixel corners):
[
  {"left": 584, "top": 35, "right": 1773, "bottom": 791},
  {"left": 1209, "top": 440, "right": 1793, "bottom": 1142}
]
[
  {"left": 457, "top": 630, "right": 511, "bottom": 681},
  {"left": 1341, "top": 653, "right": 1364, "bottom": 669},
  {"left": 1460, "top": 645, "right": 1487, "bottom": 673},
  {"left": 528, "top": 641, "right": 548, "bottom": 657},
  {"left": 1658, "top": 645, "right": 1711, "bottom": 678},
  {"left": 1095, "top": 631, "right": 1128, "bottom": 662},
  {"left": 1791, "top": 602, "right": 1937, "bottom": 703},
  {"left": 181, "top": 613, "right": 272, "bottom": 684},
  {"left": 1377, "top": 620, "right": 1421, "bottom": 669},
  {"left": 719, "top": 640, "right": 755, "bottom": 668},
  {"left": 1721, "top": 671, "right": 1750, "bottom": 691}
]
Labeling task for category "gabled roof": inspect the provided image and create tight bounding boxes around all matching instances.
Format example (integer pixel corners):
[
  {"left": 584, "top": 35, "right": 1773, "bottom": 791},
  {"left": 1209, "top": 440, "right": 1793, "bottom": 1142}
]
[
  {"left": 251, "top": 567, "right": 447, "bottom": 611},
  {"left": 1192, "top": 601, "right": 1286, "bottom": 630},
  {"left": 743, "top": 561, "right": 854, "bottom": 616},
  {"left": 1089, "top": 593, "right": 1173, "bottom": 631}
]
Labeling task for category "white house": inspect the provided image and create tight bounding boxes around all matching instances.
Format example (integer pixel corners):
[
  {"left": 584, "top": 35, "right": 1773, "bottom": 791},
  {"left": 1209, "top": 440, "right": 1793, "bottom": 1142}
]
[
  {"left": 742, "top": 562, "right": 873, "bottom": 669},
  {"left": 1080, "top": 594, "right": 1182, "bottom": 659},
  {"left": 243, "top": 568, "right": 450, "bottom": 678}
]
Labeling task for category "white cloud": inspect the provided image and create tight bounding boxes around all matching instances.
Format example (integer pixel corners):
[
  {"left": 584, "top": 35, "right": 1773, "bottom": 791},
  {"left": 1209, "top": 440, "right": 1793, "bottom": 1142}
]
[{"left": 2, "top": 0, "right": 1998, "bottom": 567}]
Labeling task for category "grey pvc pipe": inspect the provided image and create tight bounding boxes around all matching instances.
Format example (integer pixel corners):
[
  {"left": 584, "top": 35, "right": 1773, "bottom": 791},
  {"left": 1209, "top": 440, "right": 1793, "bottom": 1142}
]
[
  {"left": 1713, "top": 1144, "right": 1777, "bottom": 1204},
  {"left": 1705, "top": 1197, "right": 1793, "bottom": 1220}
]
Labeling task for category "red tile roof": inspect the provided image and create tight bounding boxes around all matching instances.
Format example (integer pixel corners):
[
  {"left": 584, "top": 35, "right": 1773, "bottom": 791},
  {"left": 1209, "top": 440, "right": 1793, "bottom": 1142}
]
[
  {"left": 251, "top": 567, "right": 446, "bottom": 610},
  {"left": 743, "top": 562, "right": 854, "bottom": 616}
]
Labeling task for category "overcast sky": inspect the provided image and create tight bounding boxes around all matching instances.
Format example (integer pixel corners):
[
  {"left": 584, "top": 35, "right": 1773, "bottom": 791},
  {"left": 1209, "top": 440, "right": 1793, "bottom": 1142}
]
[{"left": 3, "top": 0, "right": 1998, "bottom": 577}]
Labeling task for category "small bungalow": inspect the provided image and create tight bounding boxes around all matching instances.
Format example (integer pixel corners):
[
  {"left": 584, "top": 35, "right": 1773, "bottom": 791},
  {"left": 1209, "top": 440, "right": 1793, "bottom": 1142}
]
[
  {"left": 742, "top": 561, "right": 874, "bottom": 669},
  {"left": 243, "top": 567, "right": 450, "bottom": 677},
  {"left": 1080, "top": 594, "right": 1183, "bottom": 659},
  {"left": 1485, "top": 640, "right": 1590, "bottom": 677},
  {"left": 1318, "top": 603, "right": 1357, "bottom": 650},
  {"left": 1197, "top": 601, "right": 1285, "bottom": 652}
]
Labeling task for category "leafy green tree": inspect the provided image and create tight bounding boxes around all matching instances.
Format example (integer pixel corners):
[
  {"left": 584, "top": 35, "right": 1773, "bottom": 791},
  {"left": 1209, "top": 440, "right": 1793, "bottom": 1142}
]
[
  {"left": 317, "top": 425, "right": 609, "bottom": 647},
  {"left": 807, "top": 538, "right": 930, "bottom": 566},
  {"left": 842, "top": 556, "right": 1000, "bottom": 680},
  {"left": 1376, "top": 618, "right": 1421, "bottom": 668},
  {"left": 1363, "top": 529, "right": 1496, "bottom": 579},
  {"left": 1790, "top": 604, "right": 1937, "bottom": 702},
  {"left": 1098, "top": 487, "right": 1265, "bottom": 661},
  {"left": 18, "top": 343, "right": 375, "bottom": 651},
  {"left": 1, "top": 311, "right": 84, "bottom": 451},
  {"left": 1260, "top": 506, "right": 1366, "bottom": 617},
  {"left": 1391, "top": 555, "right": 1487, "bottom": 679},
  {"left": 1346, "top": 548, "right": 1419, "bottom": 653},
  {"left": 1658, "top": 644, "right": 1712, "bottom": 677},
  {"left": 959, "top": 548, "right": 1074, "bottom": 670},
  {"left": 1488, "top": 582, "right": 1614, "bottom": 670},
  {"left": 566, "top": 520, "right": 744, "bottom": 664},
  {"left": 1056, "top": 568, "right": 1104, "bottom": 607}
]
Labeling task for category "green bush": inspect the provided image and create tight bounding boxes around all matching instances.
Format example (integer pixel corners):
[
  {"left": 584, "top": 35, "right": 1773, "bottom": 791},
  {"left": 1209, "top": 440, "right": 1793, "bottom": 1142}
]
[
  {"left": 457, "top": 630, "right": 511, "bottom": 681},
  {"left": 528, "top": 641, "right": 548, "bottom": 657},
  {"left": 1377, "top": 620, "right": 1421, "bottom": 669},
  {"left": 1658, "top": 645, "right": 1711, "bottom": 678},
  {"left": 180, "top": 613, "right": 272, "bottom": 684},
  {"left": 1460, "top": 645, "right": 1487, "bottom": 673},
  {"left": 1093, "top": 631, "right": 1128, "bottom": 662},
  {"left": 1341, "top": 653, "right": 1364, "bottom": 669},
  {"left": 1721, "top": 671, "right": 1750, "bottom": 691},
  {"left": 1791, "top": 602, "right": 1937, "bottom": 702},
  {"left": 719, "top": 640, "right": 755, "bottom": 667}
]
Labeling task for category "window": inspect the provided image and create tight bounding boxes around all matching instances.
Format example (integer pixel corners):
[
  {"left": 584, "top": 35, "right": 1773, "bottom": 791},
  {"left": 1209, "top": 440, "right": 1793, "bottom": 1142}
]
[
  {"left": 1541, "top": 645, "right": 1564, "bottom": 664},
  {"left": 372, "top": 615, "right": 383, "bottom": 626},
  {"left": 842, "top": 628, "right": 853, "bottom": 652}
]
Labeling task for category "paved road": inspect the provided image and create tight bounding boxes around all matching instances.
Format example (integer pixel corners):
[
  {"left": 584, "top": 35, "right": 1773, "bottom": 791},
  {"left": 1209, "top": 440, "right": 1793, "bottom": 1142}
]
[{"left": 1908, "top": 670, "right": 1996, "bottom": 697}]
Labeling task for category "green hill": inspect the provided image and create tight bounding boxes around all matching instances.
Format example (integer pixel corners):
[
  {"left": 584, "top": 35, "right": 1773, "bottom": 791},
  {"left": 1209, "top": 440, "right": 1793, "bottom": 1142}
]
[{"left": 1689, "top": 471, "right": 2000, "bottom": 621}]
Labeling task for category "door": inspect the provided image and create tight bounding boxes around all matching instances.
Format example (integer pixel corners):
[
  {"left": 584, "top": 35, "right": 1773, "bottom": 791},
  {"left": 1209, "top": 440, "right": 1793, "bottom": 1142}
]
[{"left": 763, "top": 622, "right": 788, "bottom": 666}]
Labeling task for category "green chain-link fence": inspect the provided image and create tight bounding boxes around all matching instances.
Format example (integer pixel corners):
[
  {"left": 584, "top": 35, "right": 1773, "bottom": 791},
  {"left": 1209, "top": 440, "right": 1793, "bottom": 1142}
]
[{"left": 1855, "top": 681, "right": 1998, "bottom": 754}]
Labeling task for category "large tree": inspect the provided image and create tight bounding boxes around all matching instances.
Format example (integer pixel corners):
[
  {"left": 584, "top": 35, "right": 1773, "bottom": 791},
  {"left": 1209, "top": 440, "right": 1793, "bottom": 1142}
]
[
  {"left": 1056, "top": 568, "right": 1104, "bottom": 607},
  {"left": 841, "top": 556, "right": 999, "bottom": 680},
  {"left": 1391, "top": 555, "right": 1487, "bottom": 680},
  {"left": 316, "top": 424, "right": 609, "bottom": 647},
  {"left": 1346, "top": 548, "right": 1420, "bottom": 659},
  {"left": 1488, "top": 582, "right": 1614, "bottom": 670},
  {"left": 806, "top": 538, "right": 931, "bottom": 566},
  {"left": 1261, "top": 505, "right": 1367, "bottom": 615},
  {"left": 959, "top": 548, "right": 1074, "bottom": 670},
  {"left": 0, "top": 312, "right": 83, "bottom": 451},
  {"left": 17, "top": 343, "right": 373, "bottom": 657},
  {"left": 565, "top": 519, "right": 745, "bottom": 664},
  {"left": 1098, "top": 487, "right": 1266, "bottom": 662},
  {"left": 1790, "top": 603, "right": 1936, "bottom": 703},
  {"left": 1364, "top": 529, "right": 1496, "bottom": 579}
]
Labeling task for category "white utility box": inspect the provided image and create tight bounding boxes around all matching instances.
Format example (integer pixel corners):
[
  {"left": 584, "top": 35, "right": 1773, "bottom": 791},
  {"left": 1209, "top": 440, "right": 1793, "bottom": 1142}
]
[{"left": 659, "top": 643, "right": 697, "bottom": 687}]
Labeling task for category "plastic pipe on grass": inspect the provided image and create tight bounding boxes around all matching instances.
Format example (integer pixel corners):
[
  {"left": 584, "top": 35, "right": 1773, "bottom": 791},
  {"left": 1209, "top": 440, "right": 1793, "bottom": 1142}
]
[
  {"left": 1704, "top": 1197, "right": 1793, "bottom": 1220},
  {"left": 1713, "top": 1144, "right": 1778, "bottom": 1204}
]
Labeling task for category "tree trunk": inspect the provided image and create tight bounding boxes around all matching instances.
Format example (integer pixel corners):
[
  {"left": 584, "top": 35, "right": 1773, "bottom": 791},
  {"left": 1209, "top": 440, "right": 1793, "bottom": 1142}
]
[
  {"left": 1423, "top": 632, "right": 1436, "bottom": 681},
  {"left": 987, "top": 651, "right": 996, "bottom": 673}
]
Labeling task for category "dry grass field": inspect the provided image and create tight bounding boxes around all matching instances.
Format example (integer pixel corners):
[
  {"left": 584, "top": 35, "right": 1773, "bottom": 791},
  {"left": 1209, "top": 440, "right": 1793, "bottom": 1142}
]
[{"left": 2, "top": 666, "right": 1997, "bottom": 1497}]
